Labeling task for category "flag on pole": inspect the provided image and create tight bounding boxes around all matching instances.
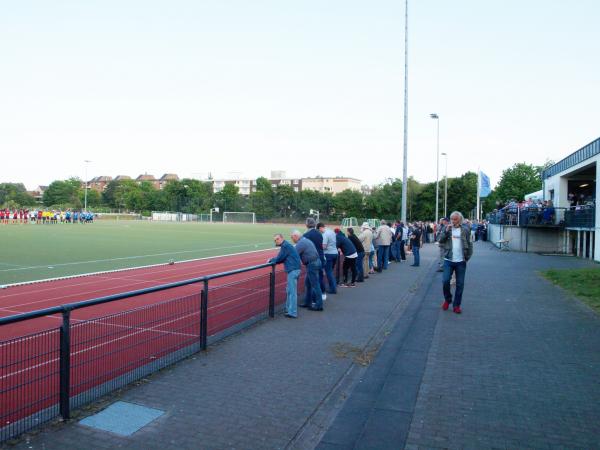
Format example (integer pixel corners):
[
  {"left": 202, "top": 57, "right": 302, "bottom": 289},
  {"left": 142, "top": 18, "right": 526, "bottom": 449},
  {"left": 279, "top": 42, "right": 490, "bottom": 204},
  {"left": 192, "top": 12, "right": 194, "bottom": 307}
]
[{"left": 479, "top": 171, "right": 491, "bottom": 198}]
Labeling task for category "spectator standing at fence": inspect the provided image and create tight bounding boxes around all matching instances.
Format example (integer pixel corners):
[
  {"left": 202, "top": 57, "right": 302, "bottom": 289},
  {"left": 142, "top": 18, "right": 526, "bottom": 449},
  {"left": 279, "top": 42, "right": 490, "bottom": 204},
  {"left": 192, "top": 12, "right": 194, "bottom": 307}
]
[
  {"left": 269, "top": 233, "right": 301, "bottom": 318},
  {"left": 347, "top": 227, "right": 365, "bottom": 282},
  {"left": 374, "top": 220, "right": 393, "bottom": 272},
  {"left": 318, "top": 222, "right": 338, "bottom": 294},
  {"left": 291, "top": 230, "right": 324, "bottom": 311},
  {"left": 335, "top": 228, "right": 358, "bottom": 287},
  {"left": 304, "top": 218, "right": 326, "bottom": 302},
  {"left": 410, "top": 222, "right": 423, "bottom": 267},
  {"left": 438, "top": 211, "right": 473, "bottom": 314},
  {"left": 358, "top": 222, "right": 373, "bottom": 278}
]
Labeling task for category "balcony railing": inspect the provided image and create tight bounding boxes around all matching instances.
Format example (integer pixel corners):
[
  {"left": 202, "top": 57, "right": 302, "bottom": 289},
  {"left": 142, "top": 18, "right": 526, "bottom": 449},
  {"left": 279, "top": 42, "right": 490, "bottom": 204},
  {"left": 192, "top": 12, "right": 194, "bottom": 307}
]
[
  {"left": 487, "top": 207, "right": 566, "bottom": 227},
  {"left": 564, "top": 205, "right": 596, "bottom": 228}
]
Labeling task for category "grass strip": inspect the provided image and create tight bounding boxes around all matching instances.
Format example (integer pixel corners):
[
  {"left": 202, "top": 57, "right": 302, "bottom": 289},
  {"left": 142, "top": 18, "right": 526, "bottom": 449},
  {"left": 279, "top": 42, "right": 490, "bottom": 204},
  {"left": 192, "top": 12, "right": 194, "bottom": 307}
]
[{"left": 541, "top": 267, "right": 600, "bottom": 314}]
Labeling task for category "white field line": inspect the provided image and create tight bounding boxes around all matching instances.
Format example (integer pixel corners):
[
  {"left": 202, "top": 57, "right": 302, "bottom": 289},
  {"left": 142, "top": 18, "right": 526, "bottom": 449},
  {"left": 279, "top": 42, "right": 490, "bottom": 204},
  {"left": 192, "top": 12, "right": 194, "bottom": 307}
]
[
  {"left": 0, "top": 262, "right": 26, "bottom": 268},
  {"left": 0, "top": 242, "right": 272, "bottom": 273},
  {"left": 0, "top": 246, "right": 274, "bottom": 289}
]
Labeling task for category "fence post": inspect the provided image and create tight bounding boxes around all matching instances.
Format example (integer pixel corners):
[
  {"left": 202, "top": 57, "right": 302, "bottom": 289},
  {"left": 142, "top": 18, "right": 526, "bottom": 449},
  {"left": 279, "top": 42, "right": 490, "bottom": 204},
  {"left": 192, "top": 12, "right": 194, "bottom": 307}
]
[
  {"left": 269, "top": 265, "right": 275, "bottom": 318},
  {"left": 200, "top": 280, "right": 208, "bottom": 351},
  {"left": 59, "top": 309, "right": 71, "bottom": 420}
]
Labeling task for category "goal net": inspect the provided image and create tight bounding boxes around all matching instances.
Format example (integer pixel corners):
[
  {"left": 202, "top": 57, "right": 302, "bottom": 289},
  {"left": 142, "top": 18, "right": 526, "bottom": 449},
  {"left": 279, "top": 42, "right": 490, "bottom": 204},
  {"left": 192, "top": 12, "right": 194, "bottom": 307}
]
[
  {"left": 341, "top": 217, "right": 358, "bottom": 228},
  {"left": 223, "top": 211, "right": 256, "bottom": 224}
]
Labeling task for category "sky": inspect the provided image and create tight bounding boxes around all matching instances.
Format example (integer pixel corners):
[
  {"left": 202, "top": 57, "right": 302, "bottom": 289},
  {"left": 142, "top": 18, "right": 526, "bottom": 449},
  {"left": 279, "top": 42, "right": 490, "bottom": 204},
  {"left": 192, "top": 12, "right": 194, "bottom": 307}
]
[{"left": 1, "top": 0, "right": 599, "bottom": 191}]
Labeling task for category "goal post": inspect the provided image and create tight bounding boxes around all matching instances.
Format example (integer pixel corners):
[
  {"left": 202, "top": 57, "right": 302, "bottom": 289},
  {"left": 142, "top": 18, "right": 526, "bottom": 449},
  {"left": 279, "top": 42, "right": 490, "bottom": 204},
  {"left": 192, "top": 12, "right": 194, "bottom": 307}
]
[
  {"left": 341, "top": 217, "right": 358, "bottom": 228},
  {"left": 222, "top": 211, "right": 256, "bottom": 224}
]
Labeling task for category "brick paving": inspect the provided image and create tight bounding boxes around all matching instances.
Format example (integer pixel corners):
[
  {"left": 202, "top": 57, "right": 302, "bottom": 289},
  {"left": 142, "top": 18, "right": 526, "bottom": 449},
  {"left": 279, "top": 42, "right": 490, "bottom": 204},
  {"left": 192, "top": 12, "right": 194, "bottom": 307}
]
[{"left": 5, "top": 243, "right": 600, "bottom": 450}]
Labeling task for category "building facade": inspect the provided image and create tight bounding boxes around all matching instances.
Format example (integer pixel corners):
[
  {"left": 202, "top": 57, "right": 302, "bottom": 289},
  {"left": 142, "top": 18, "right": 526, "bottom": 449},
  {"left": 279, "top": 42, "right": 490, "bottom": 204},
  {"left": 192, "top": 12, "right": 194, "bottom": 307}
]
[
  {"left": 542, "top": 137, "right": 599, "bottom": 261},
  {"left": 301, "top": 177, "right": 361, "bottom": 194}
]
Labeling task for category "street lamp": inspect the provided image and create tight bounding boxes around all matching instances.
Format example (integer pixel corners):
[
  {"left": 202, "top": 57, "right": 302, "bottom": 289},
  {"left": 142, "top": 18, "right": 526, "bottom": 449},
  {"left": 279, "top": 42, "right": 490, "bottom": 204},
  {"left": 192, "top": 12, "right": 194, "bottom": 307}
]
[
  {"left": 441, "top": 152, "right": 448, "bottom": 218},
  {"left": 84, "top": 160, "right": 91, "bottom": 212},
  {"left": 430, "top": 113, "right": 440, "bottom": 224}
]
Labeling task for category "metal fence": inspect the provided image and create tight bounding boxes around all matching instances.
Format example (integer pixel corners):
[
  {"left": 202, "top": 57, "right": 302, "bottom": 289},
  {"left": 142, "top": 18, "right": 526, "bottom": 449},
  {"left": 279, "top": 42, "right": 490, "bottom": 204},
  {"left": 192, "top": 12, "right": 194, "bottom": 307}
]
[
  {"left": 564, "top": 205, "right": 596, "bottom": 228},
  {"left": 487, "top": 207, "right": 567, "bottom": 227},
  {"left": 0, "top": 263, "right": 308, "bottom": 442}
]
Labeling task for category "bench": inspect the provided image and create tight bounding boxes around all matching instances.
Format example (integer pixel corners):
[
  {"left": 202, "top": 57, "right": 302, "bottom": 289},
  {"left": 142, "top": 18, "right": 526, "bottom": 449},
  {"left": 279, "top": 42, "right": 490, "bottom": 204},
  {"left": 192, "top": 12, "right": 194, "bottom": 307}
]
[{"left": 495, "top": 239, "right": 509, "bottom": 251}]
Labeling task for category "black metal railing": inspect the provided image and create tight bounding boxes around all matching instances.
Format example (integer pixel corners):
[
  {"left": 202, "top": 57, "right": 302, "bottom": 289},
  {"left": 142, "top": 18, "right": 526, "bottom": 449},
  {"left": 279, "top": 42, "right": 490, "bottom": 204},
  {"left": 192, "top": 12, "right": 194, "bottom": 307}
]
[
  {"left": 564, "top": 205, "right": 596, "bottom": 228},
  {"left": 0, "top": 262, "right": 308, "bottom": 442}
]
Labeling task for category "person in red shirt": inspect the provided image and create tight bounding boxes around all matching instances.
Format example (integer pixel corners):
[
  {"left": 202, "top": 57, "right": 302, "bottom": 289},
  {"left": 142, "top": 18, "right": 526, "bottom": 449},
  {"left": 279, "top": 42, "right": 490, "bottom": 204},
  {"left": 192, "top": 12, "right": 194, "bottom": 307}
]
[{"left": 0, "top": 210, "right": 4, "bottom": 224}]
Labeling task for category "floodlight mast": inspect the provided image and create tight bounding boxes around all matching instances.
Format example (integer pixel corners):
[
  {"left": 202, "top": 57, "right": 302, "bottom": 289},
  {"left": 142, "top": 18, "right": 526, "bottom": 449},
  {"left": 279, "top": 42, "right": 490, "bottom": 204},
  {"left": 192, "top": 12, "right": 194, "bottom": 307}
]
[{"left": 401, "top": 0, "right": 409, "bottom": 223}]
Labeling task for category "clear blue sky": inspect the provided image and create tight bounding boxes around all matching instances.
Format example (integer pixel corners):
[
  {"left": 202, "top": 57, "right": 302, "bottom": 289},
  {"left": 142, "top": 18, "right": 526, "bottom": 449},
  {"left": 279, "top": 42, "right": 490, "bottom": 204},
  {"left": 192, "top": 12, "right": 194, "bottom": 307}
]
[{"left": 1, "top": 0, "right": 599, "bottom": 190}]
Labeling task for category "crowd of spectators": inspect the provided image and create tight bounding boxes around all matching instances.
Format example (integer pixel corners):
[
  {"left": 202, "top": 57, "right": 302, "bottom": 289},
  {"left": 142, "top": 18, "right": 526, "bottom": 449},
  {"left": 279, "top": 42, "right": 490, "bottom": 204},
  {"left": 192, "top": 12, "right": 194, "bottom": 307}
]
[
  {"left": 0, "top": 209, "right": 95, "bottom": 224},
  {"left": 269, "top": 216, "right": 484, "bottom": 318}
]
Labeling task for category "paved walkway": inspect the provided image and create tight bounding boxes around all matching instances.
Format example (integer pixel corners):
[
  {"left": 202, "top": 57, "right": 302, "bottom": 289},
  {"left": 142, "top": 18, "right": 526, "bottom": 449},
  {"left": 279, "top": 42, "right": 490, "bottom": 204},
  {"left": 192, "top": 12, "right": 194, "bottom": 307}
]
[{"left": 6, "top": 243, "right": 600, "bottom": 449}]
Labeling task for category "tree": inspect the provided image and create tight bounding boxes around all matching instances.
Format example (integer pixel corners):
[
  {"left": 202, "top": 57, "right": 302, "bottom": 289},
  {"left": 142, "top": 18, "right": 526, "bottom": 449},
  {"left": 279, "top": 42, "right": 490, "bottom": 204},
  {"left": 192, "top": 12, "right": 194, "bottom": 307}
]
[
  {"left": 494, "top": 163, "right": 542, "bottom": 203},
  {"left": 365, "top": 179, "right": 403, "bottom": 219},
  {"left": 214, "top": 184, "right": 243, "bottom": 212},
  {"left": 333, "top": 189, "right": 364, "bottom": 218},
  {"left": 273, "top": 184, "right": 296, "bottom": 218},
  {"left": 43, "top": 178, "right": 82, "bottom": 208},
  {"left": 249, "top": 177, "right": 275, "bottom": 219},
  {"left": 78, "top": 189, "right": 102, "bottom": 208},
  {"left": 0, "top": 183, "right": 36, "bottom": 207},
  {"left": 446, "top": 172, "right": 477, "bottom": 218},
  {"left": 412, "top": 182, "right": 436, "bottom": 220}
]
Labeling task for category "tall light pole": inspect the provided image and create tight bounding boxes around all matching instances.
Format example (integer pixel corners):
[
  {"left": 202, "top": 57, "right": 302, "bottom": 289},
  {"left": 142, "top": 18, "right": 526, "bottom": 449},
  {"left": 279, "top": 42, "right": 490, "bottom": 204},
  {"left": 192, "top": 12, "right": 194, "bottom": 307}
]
[
  {"left": 84, "top": 160, "right": 91, "bottom": 212},
  {"left": 401, "top": 0, "right": 409, "bottom": 223},
  {"left": 441, "top": 152, "right": 448, "bottom": 218},
  {"left": 430, "top": 113, "right": 440, "bottom": 224}
]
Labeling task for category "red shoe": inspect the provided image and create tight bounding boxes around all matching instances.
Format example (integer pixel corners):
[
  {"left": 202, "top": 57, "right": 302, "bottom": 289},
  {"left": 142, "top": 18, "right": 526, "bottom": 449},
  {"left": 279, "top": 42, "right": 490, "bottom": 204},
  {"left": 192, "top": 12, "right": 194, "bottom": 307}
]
[
  {"left": 453, "top": 306, "right": 462, "bottom": 314},
  {"left": 442, "top": 301, "right": 450, "bottom": 311}
]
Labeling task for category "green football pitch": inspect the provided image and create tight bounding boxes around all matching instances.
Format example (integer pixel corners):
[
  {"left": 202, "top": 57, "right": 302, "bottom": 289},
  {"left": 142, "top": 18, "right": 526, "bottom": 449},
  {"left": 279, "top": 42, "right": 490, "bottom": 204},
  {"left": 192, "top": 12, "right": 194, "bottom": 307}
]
[{"left": 0, "top": 221, "right": 293, "bottom": 285}]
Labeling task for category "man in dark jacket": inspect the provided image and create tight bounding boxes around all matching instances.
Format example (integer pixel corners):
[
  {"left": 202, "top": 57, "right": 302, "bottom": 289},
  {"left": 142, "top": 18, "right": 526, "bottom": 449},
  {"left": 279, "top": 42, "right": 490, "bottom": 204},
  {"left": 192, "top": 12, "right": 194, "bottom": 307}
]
[
  {"left": 269, "top": 233, "right": 301, "bottom": 318},
  {"left": 335, "top": 228, "right": 358, "bottom": 287},
  {"left": 347, "top": 227, "right": 365, "bottom": 282},
  {"left": 410, "top": 223, "right": 422, "bottom": 267},
  {"left": 291, "top": 230, "right": 324, "bottom": 311},
  {"left": 304, "top": 218, "right": 326, "bottom": 301},
  {"left": 438, "top": 211, "right": 474, "bottom": 314}
]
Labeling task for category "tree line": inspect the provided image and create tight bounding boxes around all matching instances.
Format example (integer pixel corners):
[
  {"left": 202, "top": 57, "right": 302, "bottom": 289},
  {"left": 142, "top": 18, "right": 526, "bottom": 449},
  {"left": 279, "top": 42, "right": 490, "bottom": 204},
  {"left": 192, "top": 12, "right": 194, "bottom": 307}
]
[{"left": 0, "top": 162, "right": 548, "bottom": 222}]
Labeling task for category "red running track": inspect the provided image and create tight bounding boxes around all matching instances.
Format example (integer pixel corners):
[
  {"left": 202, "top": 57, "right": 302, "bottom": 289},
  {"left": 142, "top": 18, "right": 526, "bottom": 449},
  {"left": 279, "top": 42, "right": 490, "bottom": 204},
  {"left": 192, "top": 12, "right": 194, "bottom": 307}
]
[
  {"left": 0, "top": 248, "right": 298, "bottom": 436},
  {"left": 0, "top": 248, "right": 279, "bottom": 341}
]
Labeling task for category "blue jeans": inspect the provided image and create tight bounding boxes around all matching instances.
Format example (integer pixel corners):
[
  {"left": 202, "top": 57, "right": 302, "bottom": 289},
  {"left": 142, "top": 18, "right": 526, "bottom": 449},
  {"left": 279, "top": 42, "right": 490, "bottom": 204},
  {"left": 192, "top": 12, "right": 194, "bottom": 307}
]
[
  {"left": 412, "top": 244, "right": 420, "bottom": 266},
  {"left": 324, "top": 254, "right": 338, "bottom": 293},
  {"left": 377, "top": 245, "right": 390, "bottom": 270},
  {"left": 443, "top": 260, "right": 466, "bottom": 306},
  {"left": 304, "top": 259, "right": 324, "bottom": 309},
  {"left": 285, "top": 269, "right": 300, "bottom": 317},
  {"left": 368, "top": 251, "right": 375, "bottom": 269},
  {"left": 355, "top": 252, "right": 364, "bottom": 281}
]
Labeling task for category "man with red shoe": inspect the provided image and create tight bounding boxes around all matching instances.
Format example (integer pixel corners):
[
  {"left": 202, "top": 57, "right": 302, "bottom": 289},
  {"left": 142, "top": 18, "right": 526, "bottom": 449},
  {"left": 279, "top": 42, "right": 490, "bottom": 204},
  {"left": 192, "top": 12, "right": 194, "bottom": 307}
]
[{"left": 438, "top": 211, "right": 473, "bottom": 314}]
